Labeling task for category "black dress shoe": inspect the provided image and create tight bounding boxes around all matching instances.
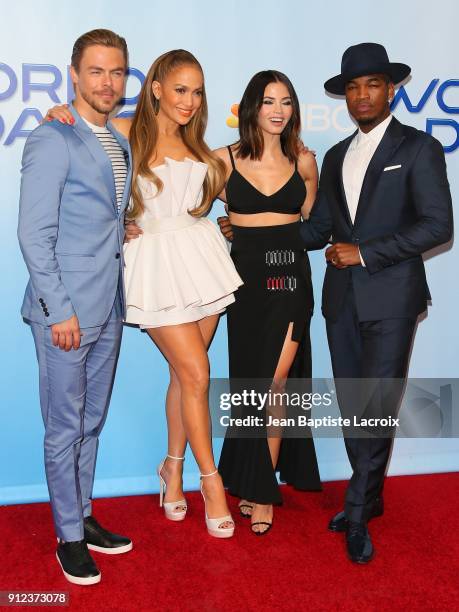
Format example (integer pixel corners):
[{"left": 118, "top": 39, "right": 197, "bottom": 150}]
[
  {"left": 328, "top": 510, "right": 348, "bottom": 533},
  {"left": 56, "top": 540, "right": 101, "bottom": 585},
  {"left": 84, "top": 516, "right": 133, "bottom": 555},
  {"left": 328, "top": 497, "right": 384, "bottom": 533},
  {"left": 346, "top": 522, "right": 374, "bottom": 564}
]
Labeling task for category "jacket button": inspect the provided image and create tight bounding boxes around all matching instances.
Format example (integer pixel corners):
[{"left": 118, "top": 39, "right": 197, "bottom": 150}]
[
  {"left": 39, "top": 298, "right": 44, "bottom": 304},
  {"left": 115, "top": 253, "right": 120, "bottom": 259},
  {"left": 44, "top": 312, "right": 50, "bottom": 317}
]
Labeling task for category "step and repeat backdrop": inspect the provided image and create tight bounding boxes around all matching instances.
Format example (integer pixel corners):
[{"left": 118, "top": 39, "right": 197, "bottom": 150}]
[{"left": 1, "top": 0, "right": 458, "bottom": 504}]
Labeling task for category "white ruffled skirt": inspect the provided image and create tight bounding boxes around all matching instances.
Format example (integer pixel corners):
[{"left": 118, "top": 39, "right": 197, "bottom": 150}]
[{"left": 123, "top": 214, "right": 243, "bottom": 328}]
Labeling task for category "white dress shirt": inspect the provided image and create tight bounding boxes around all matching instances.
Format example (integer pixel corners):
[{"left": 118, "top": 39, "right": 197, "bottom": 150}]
[
  {"left": 342, "top": 114, "right": 393, "bottom": 265},
  {"left": 342, "top": 114, "right": 392, "bottom": 223}
]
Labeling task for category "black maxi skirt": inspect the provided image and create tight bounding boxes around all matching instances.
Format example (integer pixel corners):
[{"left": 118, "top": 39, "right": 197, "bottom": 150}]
[{"left": 218, "top": 221, "right": 322, "bottom": 505}]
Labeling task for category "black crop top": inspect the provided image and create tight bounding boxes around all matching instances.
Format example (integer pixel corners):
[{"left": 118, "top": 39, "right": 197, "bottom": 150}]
[{"left": 226, "top": 146, "right": 306, "bottom": 215}]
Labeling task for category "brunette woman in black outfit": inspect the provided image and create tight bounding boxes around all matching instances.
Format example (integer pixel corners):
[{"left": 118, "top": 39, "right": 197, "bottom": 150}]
[{"left": 215, "top": 71, "right": 322, "bottom": 535}]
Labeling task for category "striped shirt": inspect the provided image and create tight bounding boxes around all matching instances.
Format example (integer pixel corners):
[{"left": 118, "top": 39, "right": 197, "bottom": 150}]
[{"left": 82, "top": 117, "right": 127, "bottom": 213}]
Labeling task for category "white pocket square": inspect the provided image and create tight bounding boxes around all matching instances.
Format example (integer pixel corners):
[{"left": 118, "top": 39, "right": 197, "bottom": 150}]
[{"left": 384, "top": 164, "right": 401, "bottom": 171}]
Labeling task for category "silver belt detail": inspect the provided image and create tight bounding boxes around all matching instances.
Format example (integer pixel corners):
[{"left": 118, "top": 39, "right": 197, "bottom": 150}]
[{"left": 265, "top": 249, "right": 296, "bottom": 266}]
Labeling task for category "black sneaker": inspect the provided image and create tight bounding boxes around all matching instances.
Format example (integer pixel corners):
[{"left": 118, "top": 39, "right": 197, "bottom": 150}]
[
  {"left": 56, "top": 540, "right": 101, "bottom": 586},
  {"left": 84, "top": 516, "right": 133, "bottom": 555}
]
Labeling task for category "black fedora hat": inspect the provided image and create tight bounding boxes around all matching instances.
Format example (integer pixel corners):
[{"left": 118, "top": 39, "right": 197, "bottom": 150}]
[{"left": 324, "top": 42, "right": 411, "bottom": 95}]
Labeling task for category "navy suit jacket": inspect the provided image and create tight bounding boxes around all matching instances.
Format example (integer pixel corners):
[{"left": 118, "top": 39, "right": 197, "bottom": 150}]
[{"left": 300, "top": 117, "right": 453, "bottom": 322}]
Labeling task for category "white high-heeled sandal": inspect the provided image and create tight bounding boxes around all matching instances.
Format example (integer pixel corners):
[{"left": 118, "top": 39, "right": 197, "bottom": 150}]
[
  {"left": 200, "top": 469, "right": 235, "bottom": 538},
  {"left": 157, "top": 455, "right": 187, "bottom": 521}
]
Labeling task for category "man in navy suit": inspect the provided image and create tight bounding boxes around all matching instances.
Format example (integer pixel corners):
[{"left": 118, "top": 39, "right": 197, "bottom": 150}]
[
  {"left": 300, "top": 43, "right": 453, "bottom": 563},
  {"left": 18, "top": 29, "right": 133, "bottom": 585}
]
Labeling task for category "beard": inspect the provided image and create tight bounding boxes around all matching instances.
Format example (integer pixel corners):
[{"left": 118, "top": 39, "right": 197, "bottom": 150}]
[
  {"left": 80, "top": 88, "right": 120, "bottom": 115},
  {"left": 357, "top": 115, "right": 378, "bottom": 126},
  {"left": 354, "top": 105, "right": 391, "bottom": 129}
]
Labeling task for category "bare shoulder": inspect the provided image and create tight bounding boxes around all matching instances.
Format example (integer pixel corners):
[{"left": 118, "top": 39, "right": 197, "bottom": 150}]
[
  {"left": 213, "top": 145, "right": 233, "bottom": 171},
  {"left": 112, "top": 117, "right": 132, "bottom": 138},
  {"left": 297, "top": 150, "right": 318, "bottom": 180}
]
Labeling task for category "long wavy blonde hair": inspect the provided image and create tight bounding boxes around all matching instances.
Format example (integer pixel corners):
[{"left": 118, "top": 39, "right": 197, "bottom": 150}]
[{"left": 127, "top": 49, "right": 225, "bottom": 219}]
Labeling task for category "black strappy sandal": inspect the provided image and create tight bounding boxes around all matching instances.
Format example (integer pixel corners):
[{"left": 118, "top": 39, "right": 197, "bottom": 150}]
[
  {"left": 238, "top": 502, "right": 254, "bottom": 518},
  {"left": 251, "top": 521, "right": 273, "bottom": 536}
]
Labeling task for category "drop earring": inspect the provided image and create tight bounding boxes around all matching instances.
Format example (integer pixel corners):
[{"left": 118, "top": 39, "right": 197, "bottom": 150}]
[{"left": 153, "top": 96, "right": 160, "bottom": 115}]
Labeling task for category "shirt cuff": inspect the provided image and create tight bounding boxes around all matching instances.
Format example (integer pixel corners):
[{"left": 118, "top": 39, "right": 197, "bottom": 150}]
[{"left": 359, "top": 247, "right": 366, "bottom": 267}]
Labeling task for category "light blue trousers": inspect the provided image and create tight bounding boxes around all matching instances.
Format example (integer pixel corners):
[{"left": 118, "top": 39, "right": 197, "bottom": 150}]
[{"left": 30, "top": 299, "right": 122, "bottom": 541}]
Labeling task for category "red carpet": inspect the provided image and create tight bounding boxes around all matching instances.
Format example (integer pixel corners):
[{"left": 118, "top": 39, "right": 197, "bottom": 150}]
[{"left": 1, "top": 473, "right": 458, "bottom": 611}]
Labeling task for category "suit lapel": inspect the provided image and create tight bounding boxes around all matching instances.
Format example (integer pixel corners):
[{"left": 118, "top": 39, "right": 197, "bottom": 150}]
[
  {"left": 333, "top": 133, "right": 356, "bottom": 228},
  {"left": 353, "top": 117, "right": 406, "bottom": 228},
  {"left": 70, "top": 105, "right": 117, "bottom": 210},
  {"left": 107, "top": 120, "right": 132, "bottom": 216}
]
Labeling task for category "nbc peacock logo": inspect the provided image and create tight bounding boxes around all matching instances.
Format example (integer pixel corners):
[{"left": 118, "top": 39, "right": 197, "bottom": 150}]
[{"left": 226, "top": 104, "right": 239, "bottom": 128}]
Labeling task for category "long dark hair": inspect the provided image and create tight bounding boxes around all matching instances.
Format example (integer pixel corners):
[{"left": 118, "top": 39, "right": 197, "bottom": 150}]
[{"left": 235, "top": 70, "right": 301, "bottom": 161}]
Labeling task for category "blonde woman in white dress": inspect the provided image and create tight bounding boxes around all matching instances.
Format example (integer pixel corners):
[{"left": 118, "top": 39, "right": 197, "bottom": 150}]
[
  {"left": 125, "top": 49, "right": 245, "bottom": 538},
  {"left": 122, "top": 50, "right": 243, "bottom": 537},
  {"left": 46, "top": 49, "right": 242, "bottom": 538}
]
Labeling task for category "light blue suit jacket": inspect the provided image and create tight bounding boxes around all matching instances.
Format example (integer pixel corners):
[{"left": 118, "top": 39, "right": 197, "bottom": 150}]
[{"left": 18, "top": 105, "right": 132, "bottom": 328}]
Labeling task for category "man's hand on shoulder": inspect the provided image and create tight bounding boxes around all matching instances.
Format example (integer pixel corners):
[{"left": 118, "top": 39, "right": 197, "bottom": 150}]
[
  {"left": 51, "top": 314, "right": 82, "bottom": 351},
  {"left": 297, "top": 139, "right": 316, "bottom": 158}
]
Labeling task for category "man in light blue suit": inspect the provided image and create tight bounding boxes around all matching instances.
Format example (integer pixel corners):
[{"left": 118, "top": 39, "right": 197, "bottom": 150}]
[{"left": 18, "top": 29, "right": 133, "bottom": 586}]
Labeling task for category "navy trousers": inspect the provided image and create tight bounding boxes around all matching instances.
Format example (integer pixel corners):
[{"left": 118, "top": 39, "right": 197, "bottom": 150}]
[{"left": 326, "top": 282, "right": 417, "bottom": 523}]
